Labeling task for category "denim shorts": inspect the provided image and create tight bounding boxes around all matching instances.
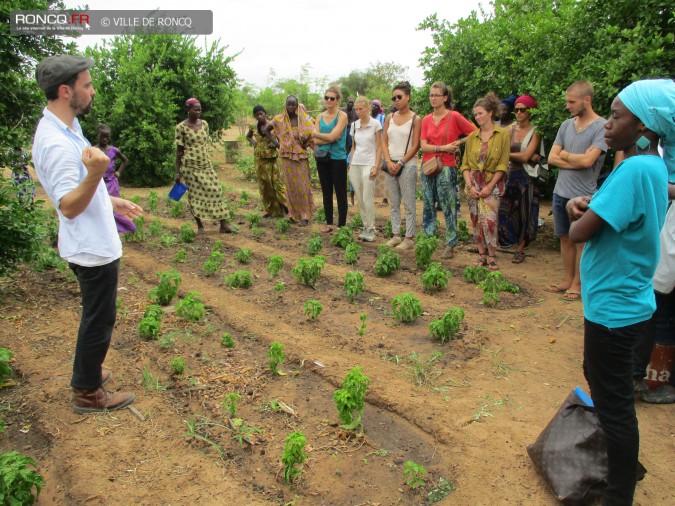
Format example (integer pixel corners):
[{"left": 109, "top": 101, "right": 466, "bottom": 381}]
[{"left": 552, "top": 193, "right": 572, "bottom": 237}]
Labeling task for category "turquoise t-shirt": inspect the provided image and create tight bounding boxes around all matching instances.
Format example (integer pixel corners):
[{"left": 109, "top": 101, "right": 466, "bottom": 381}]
[
  {"left": 581, "top": 155, "right": 668, "bottom": 328},
  {"left": 317, "top": 114, "right": 347, "bottom": 160}
]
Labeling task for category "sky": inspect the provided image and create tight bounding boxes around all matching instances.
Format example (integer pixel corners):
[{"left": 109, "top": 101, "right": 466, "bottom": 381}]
[{"left": 61, "top": 0, "right": 484, "bottom": 89}]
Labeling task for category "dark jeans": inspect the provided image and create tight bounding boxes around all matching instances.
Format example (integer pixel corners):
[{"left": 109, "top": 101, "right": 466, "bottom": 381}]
[
  {"left": 584, "top": 318, "right": 650, "bottom": 506},
  {"left": 317, "top": 158, "right": 348, "bottom": 227},
  {"left": 69, "top": 259, "right": 119, "bottom": 390},
  {"left": 633, "top": 289, "right": 675, "bottom": 383}
]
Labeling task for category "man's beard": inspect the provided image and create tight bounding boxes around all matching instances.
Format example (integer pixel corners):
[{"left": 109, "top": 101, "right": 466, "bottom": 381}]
[{"left": 70, "top": 95, "right": 93, "bottom": 116}]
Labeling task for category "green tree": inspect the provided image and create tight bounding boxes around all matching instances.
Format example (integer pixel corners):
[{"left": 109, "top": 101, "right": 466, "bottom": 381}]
[
  {"left": 337, "top": 61, "right": 409, "bottom": 104},
  {"left": 81, "top": 35, "right": 238, "bottom": 186}
]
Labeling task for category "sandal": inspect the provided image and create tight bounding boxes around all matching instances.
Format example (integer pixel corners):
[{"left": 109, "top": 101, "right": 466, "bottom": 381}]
[
  {"left": 560, "top": 290, "right": 581, "bottom": 302},
  {"left": 323, "top": 225, "right": 335, "bottom": 234},
  {"left": 512, "top": 251, "right": 525, "bottom": 264},
  {"left": 487, "top": 256, "right": 499, "bottom": 271},
  {"left": 475, "top": 255, "right": 487, "bottom": 267}
]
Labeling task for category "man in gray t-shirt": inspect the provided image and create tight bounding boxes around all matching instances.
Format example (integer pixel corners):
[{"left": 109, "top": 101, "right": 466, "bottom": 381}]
[{"left": 546, "top": 81, "right": 608, "bottom": 301}]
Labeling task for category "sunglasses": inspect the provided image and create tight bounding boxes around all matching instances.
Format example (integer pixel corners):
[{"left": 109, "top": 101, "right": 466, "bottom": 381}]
[
  {"left": 391, "top": 94, "right": 404, "bottom": 102},
  {"left": 514, "top": 107, "right": 529, "bottom": 113},
  {"left": 324, "top": 96, "right": 337, "bottom": 101}
]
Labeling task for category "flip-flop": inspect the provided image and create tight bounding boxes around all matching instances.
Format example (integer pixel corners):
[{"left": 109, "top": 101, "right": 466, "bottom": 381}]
[
  {"left": 543, "top": 284, "right": 567, "bottom": 294},
  {"left": 560, "top": 290, "right": 582, "bottom": 302}
]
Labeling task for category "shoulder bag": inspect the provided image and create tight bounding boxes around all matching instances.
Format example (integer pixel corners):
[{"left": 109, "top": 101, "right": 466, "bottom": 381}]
[
  {"left": 521, "top": 128, "right": 551, "bottom": 184},
  {"left": 381, "top": 114, "right": 416, "bottom": 177},
  {"left": 421, "top": 112, "right": 451, "bottom": 177}
]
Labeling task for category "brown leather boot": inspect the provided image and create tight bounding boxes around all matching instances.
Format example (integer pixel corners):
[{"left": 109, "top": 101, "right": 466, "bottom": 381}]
[
  {"left": 72, "top": 387, "right": 135, "bottom": 414},
  {"left": 102, "top": 368, "right": 112, "bottom": 386}
]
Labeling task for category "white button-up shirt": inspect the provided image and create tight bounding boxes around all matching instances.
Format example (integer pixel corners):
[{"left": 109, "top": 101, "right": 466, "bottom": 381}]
[{"left": 32, "top": 107, "right": 121, "bottom": 266}]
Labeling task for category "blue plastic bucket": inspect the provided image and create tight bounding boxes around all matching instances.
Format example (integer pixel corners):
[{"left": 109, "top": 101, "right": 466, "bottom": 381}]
[{"left": 168, "top": 182, "right": 188, "bottom": 201}]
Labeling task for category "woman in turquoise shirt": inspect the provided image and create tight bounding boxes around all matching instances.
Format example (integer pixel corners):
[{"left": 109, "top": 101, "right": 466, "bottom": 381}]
[{"left": 312, "top": 86, "right": 348, "bottom": 233}]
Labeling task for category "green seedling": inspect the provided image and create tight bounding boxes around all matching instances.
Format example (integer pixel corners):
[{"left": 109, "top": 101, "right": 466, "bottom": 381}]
[
  {"left": 384, "top": 219, "right": 393, "bottom": 238},
  {"left": 0, "top": 348, "right": 13, "bottom": 384},
  {"left": 251, "top": 226, "right": 264, "bottom": 238},
  {"left": 267, "top": 255, "right": 284, "bottom": 278},
  {"left": 221, "top": 333, "right": 235, "bottom": 348},
  {"left": 282, "top": 431, "right": 307, "bottom": 483},
  {"left": 169, "top": 356, "right": 186, "bottom": 375},
  {"left": 142, "top": 367, "right": 166, "bottom": 391},
  {"left": 349, "top": 213, "right": 363, "bottom": 229},
  {"left": 159, "top": 334, "right": 175, "bottom": 349},
  {"left": 138, "top": 316, "right": 161, "bottom": 340},
  {"left": 148, "top": 219, "right": 163, "bottom": 236},
  {"left": 148, "top": 268, "right": 182, "bottom": 305},
  {"left": 268, "top": 341, "right": 285, "bottom": 375},
  {"left": 428, "top": 476, "right": 455, "bottom": 503},
  {"left": 457, "top": 219, "right": 470, "bottom": 242},
  {"left": 202, "top": 250, "right": 225, "bottom": 276},
  {"left": 129, "top": 195, "right": 141, "bottom": 205},
  {"left": 123, "top": 216, "right": 146, "bottom": 242},
  {"left": 391, "top": 293, "right": 422, "bottom": 323},
  {"left": 240, "top": 190, "right": 249, "bottom": 202},
  {"left": 333, "top": 365, "right": 370, "bottom": 430},
  {"left": 147, "top": 190, "right": 158, "bottom": 212},
  {"left": 374, "top": 244, "right": 400, "bottom": 277},
  {"left": 170, "top": 200, "right": 184, "bottom": 218},
  {"left": 179, "top": 224, "right": 196, "bottom": 243},
  {"left": 143, "top": 304, "right": 164, "bottom": 321},
  {"left": 236, "top": 248, "right": 252, "bottom": 264},
  {"left": 415, "top": 233, "right": 440, "bottom": 269},
  {"left": 304, "top": 299, "right": 323, "bottom": 320},
  {"left": 223, "top": 392, "right": 241, "bottom": 418},
  {"left": 478, "top": 271, "right": 520, "bottom": 307},
  {"left": 274, "top": 282, "right": 286, "bottom": 292},
  {"left": 344, "top": 242, "right": 361, "bottom": 265},
  {"left": 291, "top": 256, "right": 325, "bottom": 287},
  {"left": 403, "top": 461, "right": 427, "bottom": 490},
  {"left": 277, "top": 217, "right": 291, "bottom": 233},
  {"left": 173, "top": 248, "right": 187, "bottom": 263},
  {"left": 358, "top": 314, "right": 367, "bottom": 336},
  {"left": 175, "top": 291, "right": 207, "bottom": 321},
  {"left": 306, "top": 234, "right": 323, "bottom": 256},
  {"left": 314, "top": 207, "right": 326, "bottom": 223},
  {"left": 225, "top": 270, "right": 252, "bottom": 288},
  {"left": 420, "top": 262, "right": 452, "bottom": 291},
  {"left": 245, "top": 213, "right": 262, "bottom": 228},
  {"left": 429, "top": 307, "right": 465, "bottom": 343},
  {"left": 331, "top": 226, "right": 355, "bottom": 248},
  {"left": 161, "top": 234, "right": 177, "bottom": 248},
  {"left": 463, "top": 265, "right": 488, "bottom": 284},
  {"left": 344, "top": 271, "right": 365, "bottom": 302},
  {"left": 0, "top": 451, "right": 44, "bottom": 504},
  {"left": 212, "top": 240, "right": 224, "bottom": 252}
]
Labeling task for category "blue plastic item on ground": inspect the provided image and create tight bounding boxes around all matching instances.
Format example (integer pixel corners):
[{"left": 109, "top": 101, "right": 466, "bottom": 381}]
[
  {"left": 168, "top": 182, "right": 188, "bottom": 201},
  {"left": 573, "top": 386, "right": 594, "bottom": 407}
]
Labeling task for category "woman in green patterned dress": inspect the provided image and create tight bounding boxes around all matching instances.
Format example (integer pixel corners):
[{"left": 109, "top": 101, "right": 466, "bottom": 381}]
[
  {"left": 246, "top": 105, "right": 287, "bottom": 217},
  {"left": 175, "top": 98, "right": 231, "bottom": 234}
]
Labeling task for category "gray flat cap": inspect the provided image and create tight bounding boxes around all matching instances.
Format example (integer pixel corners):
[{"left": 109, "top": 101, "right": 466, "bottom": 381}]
[{"left": 36, "top": 55, "right": 93, "bottom": 91}]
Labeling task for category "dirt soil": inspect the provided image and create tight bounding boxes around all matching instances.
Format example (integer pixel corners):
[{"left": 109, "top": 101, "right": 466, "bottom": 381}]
[{"left": 1, "top": 146, "right": 673, "bottom": 506}]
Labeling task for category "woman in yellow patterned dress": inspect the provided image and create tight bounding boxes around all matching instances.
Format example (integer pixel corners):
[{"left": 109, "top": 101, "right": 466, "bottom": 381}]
[
  {"left": 245, "top": 105, "right": 287, "bottom": 218},
  {"left": 175, "top": 98, "right": 231, "bottom": 234},
  {"left": 265, "top": 95, "right": 315, "bottom": 226}
]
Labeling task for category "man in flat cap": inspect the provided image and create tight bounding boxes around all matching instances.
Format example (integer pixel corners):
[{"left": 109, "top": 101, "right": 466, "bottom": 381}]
[{"left": 32, "top": 55, "right": 141, "bottom": 413}]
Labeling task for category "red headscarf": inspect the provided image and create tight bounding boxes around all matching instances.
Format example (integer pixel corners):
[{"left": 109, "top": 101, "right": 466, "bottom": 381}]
[
  {"left": 185, "top": 98, "right": 200, "bottom": 108},
  {"left": 515, "top": 95, "right": 538, "bottom": 109}
]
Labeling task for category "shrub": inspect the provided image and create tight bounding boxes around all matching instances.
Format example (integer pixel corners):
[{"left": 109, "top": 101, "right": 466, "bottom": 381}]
[
  {"left": 225, "top": 270, "right": 252, "bottom": 288},
  {"left": 291, "top": 256, "right": 325, "bottom": 287},
  {"left": 236, "top": 248, "right": 252, "bottom": 264},
  {"left": 374, "top": 245, "right": 400, "bottom": 277},
  {"left": 392, "top": 293, "right": 422, "bottom": 323},
  {"left": 463, "top": 265, "right": 488, "bottom": 284},
  {"left": 344, "top": 271, "right": 365, "bottom": 302},
  {"left": 304, "top": 299, "right": 323, "bottom": 320},
  {"left": 175, "top": 291, "right": 207, "bottom": 321},
  {"left": 344, "top": 243, "right": 361, "bottom": 265},
  {"left": 179, "top": 224, "right": 196, "bottom": 243},
  {"left": 173, "top": 248, "right": 187, "bottom": 263},
  {"left": 148, "top": 269, "right": 182, "bottom": 306},
  {"left": 314, "top": 207, "right": 326, "bottom": 224},
  {"left": 277, "top": 218, "right": 291, "bottom": 233},
  {"left": 268, "top": 341, "right": 285, "bottom": 375},
  {"left": 429, "top": 308, "right": 465, "bottom": 343},
  {"left": 415, "top": 233, "right": 439, "bottom": 270},
  {"left": 267, "top": 255, "right": 284, "bottom": 278},
  {"left": 282, "top": 431, "right": 307, "bottom": 483},
  {"left": 0, "top": 451, "right": 44, "bottom": 505},
  {"left": 170, "top": 200, "right": 184, "bottom": 218},
  {"left": 138, "top": 316, "right": 161, "bottom": 340},
  {"left": 148, "top": 219, "right": 163, "bottom": 236},
  {"left": 457, "top": 219, "right": 470, "bottom": 242},
  {"left": 306, "top": 234, "right": 323, "bottom": 256},
  {"left": 245, "top": 213, "right": 262, "bottom": 228},
  {"left": 420, "top": 262, "right": 452, "bottom": 291},
  {"left": 333, "top": 366, "right": 370, "bottom": 430},
  {"left": 331, "top": 226, "right": 355, "bottom": 249},
  {"left": 349, "top": 213, "right": 363, "bottom": 229},
  {"left": 235, "top": 156, "right": 256, "bottom": 180}
]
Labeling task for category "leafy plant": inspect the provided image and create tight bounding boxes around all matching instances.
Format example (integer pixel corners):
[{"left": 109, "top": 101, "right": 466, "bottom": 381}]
[
  {"left": 148, "top": 219, "right": 163, "bottom": 236},
  {"left": 0, "top": 348, "right": 13, "bottom": 385},
  {"left": 235, "top": 156, "right": 256, "bottom": 180},
  {"left": 457, "top": 219, "right": 470, "bottom": 242},
  {"left": 391, "top": 293, "right": 422, "bottom": 323},
  {"left": 403, "top": 461, "right": 427, "bottom": 490},
  {"left": 123, "top": 216, "right": 146, "bottom": 242},
  {"left": 251, "top": 226, "right": 264, "bottom": 238},
  {"left": 31, "top": 245, "right": 67, "bottom": 272},
  {"left": 138, "top": 316, "right": 161, "bottom": 341},
  {"left": 374, "top": 245, "right": 400, "bottom": 277},
  {"left": 143, "top": 304, "right": 164, "bottom": 321},
  {"left": 358, "top": 314, "right": 367, "bottom": 336},
  {"left": 314, "top": 207, "right": 326, "bottom": 224},
  {"left": 236, "top": 248, "right": 251, "bottom": 264},
  {"left": 147, "top": 190, "right": 159, "bottom": 212},
  {"left": 415, "top": 233, "right": 440, "bottom": 270},
  {"left": 429, "top": 308, "right": 465, "bottom": 343},
  {"left": 179, "top": 224, "right": 196, "bottom": 243},
  {"left": 268, "top": 341, "right": 285, "bottom": 375},
  {"left": 291, "top": 256, "right": 325, "bottom": 287},
  {"left": 223, "top": 393, "right": 241, "bottom": 418},
  {"left": 281, "top": 431, "right": 307, "bottom": 483},
  {"left": 306, "top": 234, "right": 323, "bottom": 256},
  {"left": 420, "top": 262, "right": 452, "bottom": 291},
  {"left": 344, "top": 271, "right": 365, "bottom": 302},
  {"left": 245, "top": 213, "right": 262, "bottom": 228},
  {"left": 478, "top": 272, "right": 520, "bottom": 307},
  {"left": 169, "top": 356, "right": 186, "bottom": 375},
  {"left": 202, "top": 251, "right": 225, "bottom": 276},
  {"left": 225, "top": 270, "right": 252, "bottom": 288},
  {"left": 463, "top": 265, "right": 488, "bottom": 284},
  {"left": 267, "top": 255, "right": 284, "bottom": 278},
  {"left": 148, "top": 268, "right": 182, "bottom": 305},
  {"left": 344, "top": 242, "right": 361, "bottom": 265},
  {"left": 170, "top": 200, "right": 184, "bottom": 218},
  {"left": 304, "top": 300, "right": 323, "bottom": 320},
  {"left": 277, "top": 217, "right": 291, "bottom": 233},
  {"left": 0, "top": 451, "right": 44, "bottom": 505},
  {"left": 173, "top": 248, "right": 187, "bottom": 263},
  {"left": 221, "top": 333, "right": 235, "bottom": 348},
  {"left": 161, "top": 234, "right": 177, "bottom": 248},
  {"left": 333, "top": 366, "right": 370, "bottom": 430},
  {"left": 428, "top": 476, "right": 455, "bottom": 504},
  {"left": 384, "top": 219, "right": 393, "bottom": 239},
  {"left": 274, "top": 282, "right": 286, "bottom": 292},
  {"left": 212, "top": 240, "right": 224, "bottom": 252},
  {"left": 409, "top": 352, "right": 443, "bottom": 387},
  {"left": 240, "top": 190, "right": 249, "bottom": 202},
  {"left": 331, "top": 226, "right": 355, "bottom": 248},
  {"left": 175, "top": 291, "right": 207, "bottom": 322},
  {"left": 349, "top": 213, "right": 363, "bottom": 229},
  {"left": 142, "top": 367, "right": 166, "bottom": 391}
]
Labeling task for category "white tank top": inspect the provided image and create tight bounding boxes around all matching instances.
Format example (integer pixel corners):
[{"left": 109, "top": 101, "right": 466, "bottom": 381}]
[{"left": 387, "top": 115, "right": 414, "bottom": 160}]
